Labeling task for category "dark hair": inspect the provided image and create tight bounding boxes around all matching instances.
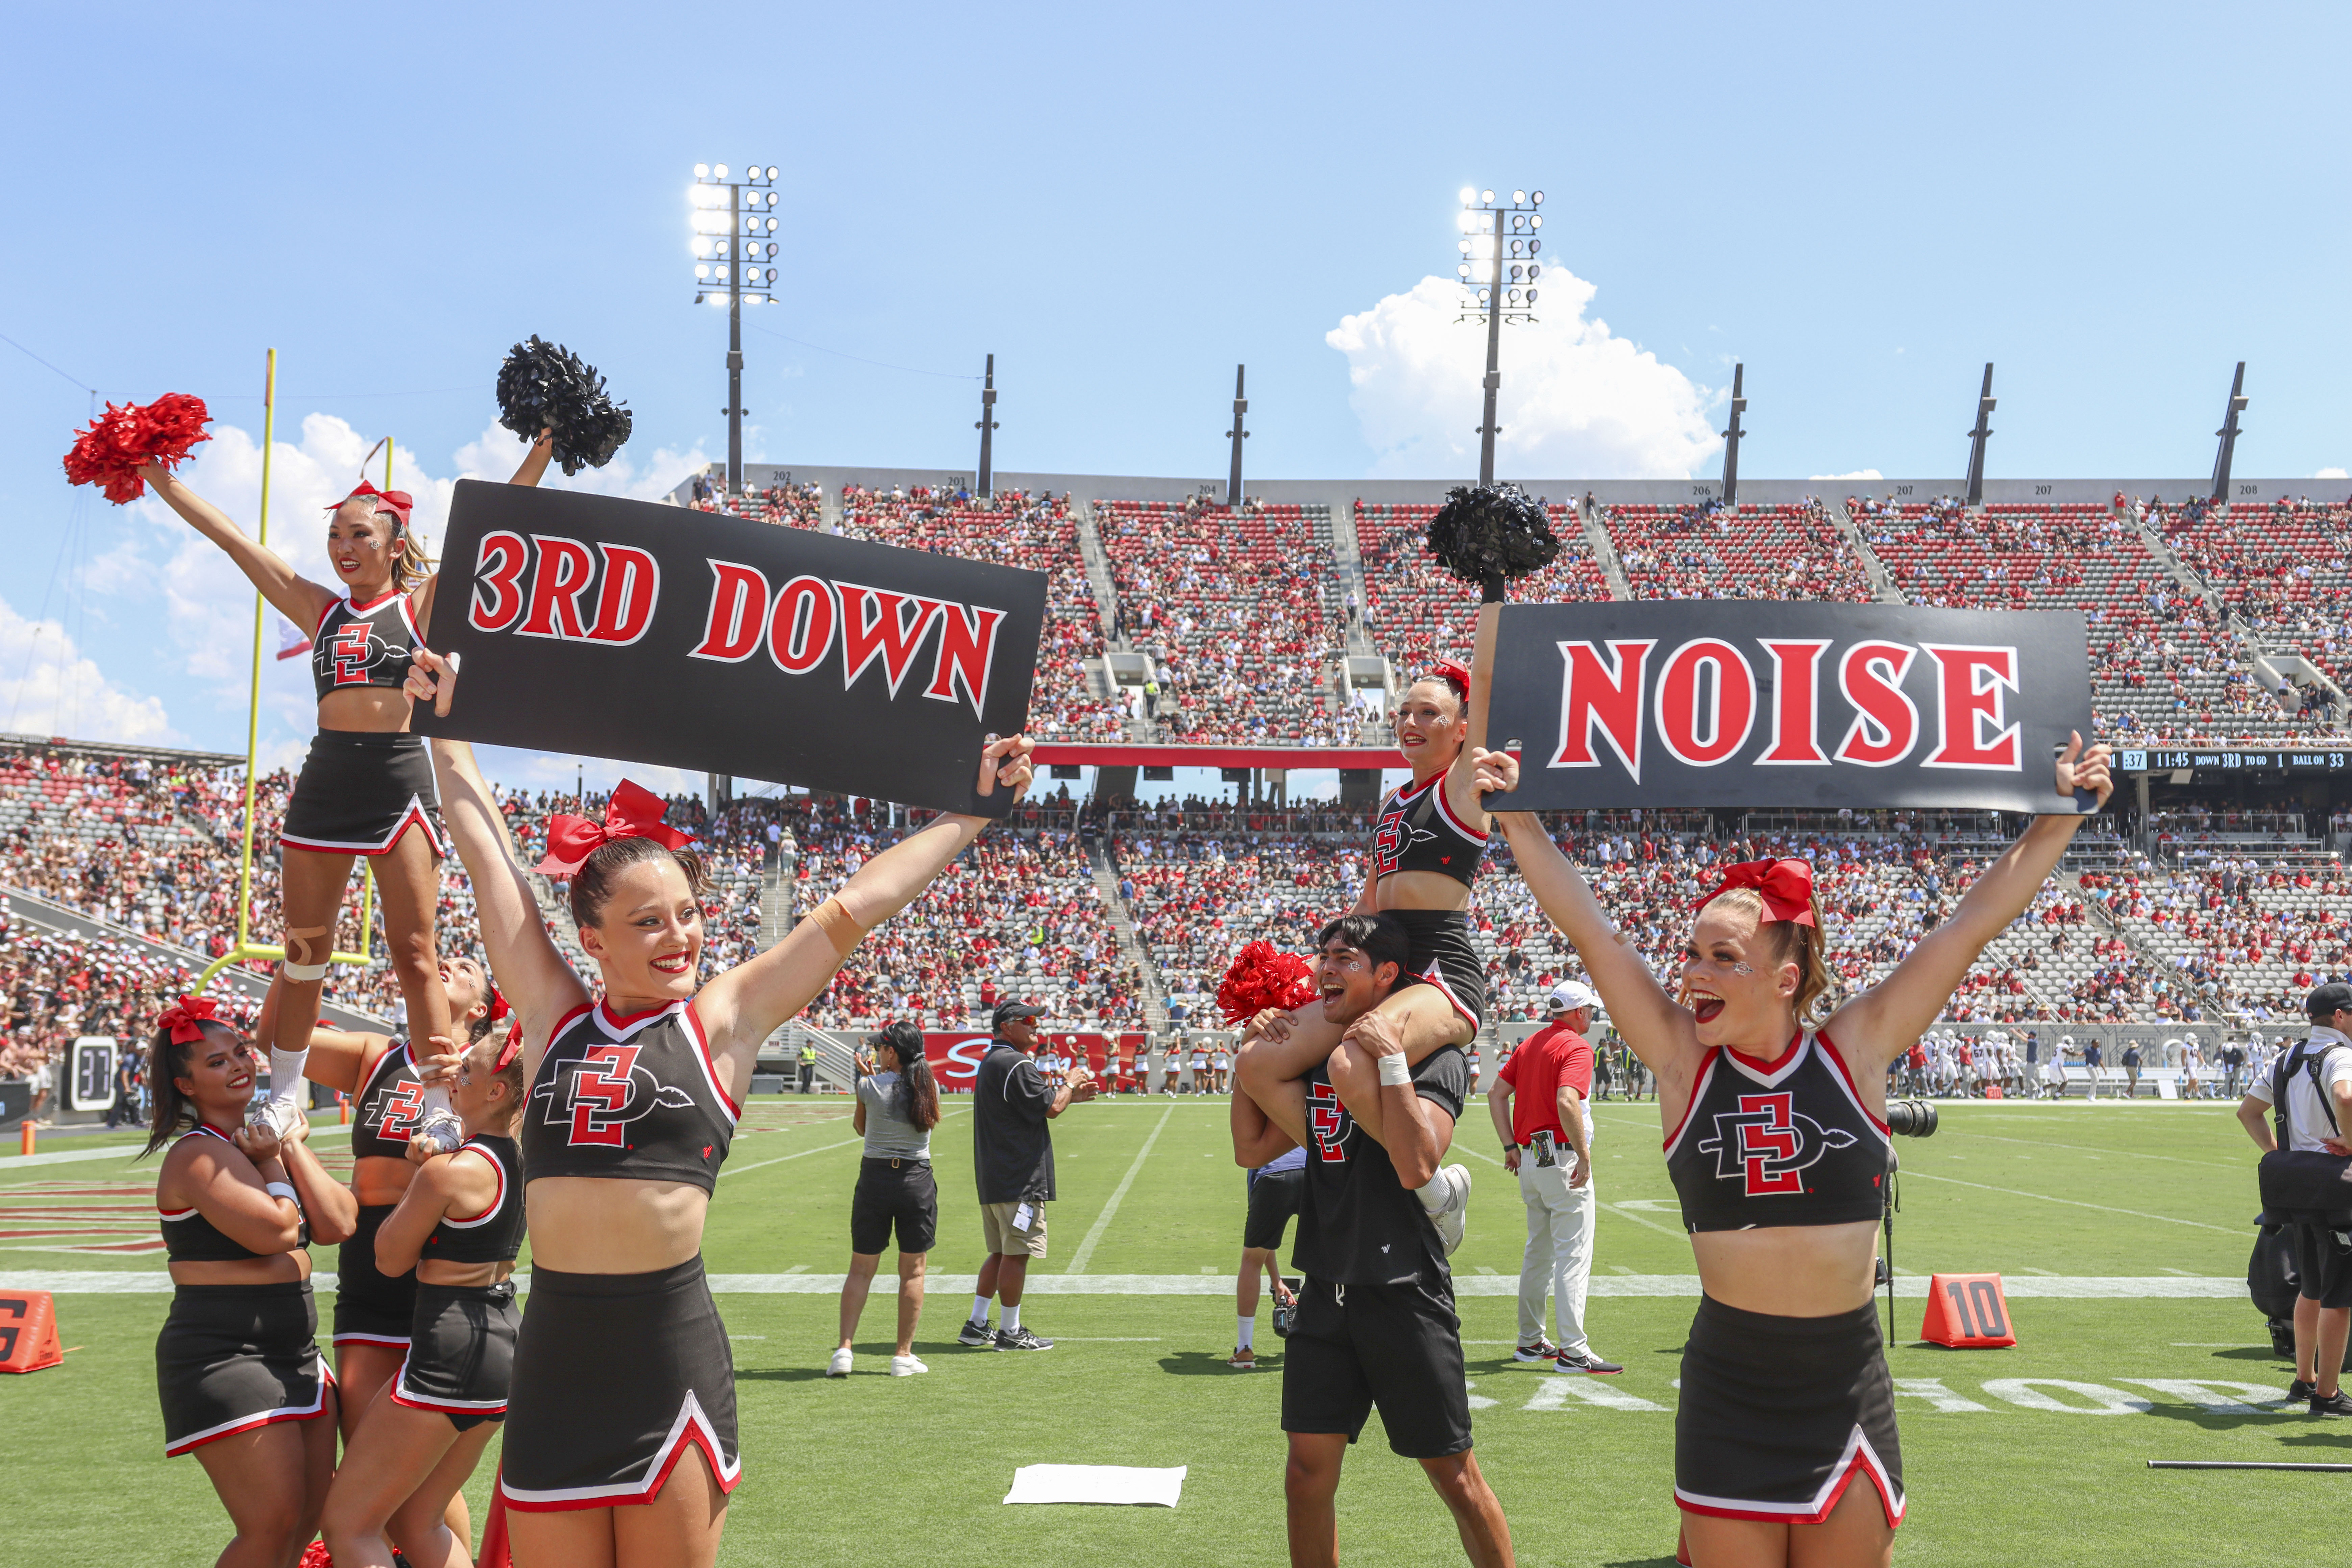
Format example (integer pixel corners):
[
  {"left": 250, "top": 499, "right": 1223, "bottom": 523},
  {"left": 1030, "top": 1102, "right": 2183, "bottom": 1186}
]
[
  {"left": 140, "top": 1020, "right": 240, "bottom": 1159},
  {"left": 871, "top": 1020, "right": 940, "bottom": 1132},
  {"left": 1315, "top": 912, "right": 1412, "bottom": 988},
  {"left": 567, "top": 834, "right": 710, "bottom": 932}
]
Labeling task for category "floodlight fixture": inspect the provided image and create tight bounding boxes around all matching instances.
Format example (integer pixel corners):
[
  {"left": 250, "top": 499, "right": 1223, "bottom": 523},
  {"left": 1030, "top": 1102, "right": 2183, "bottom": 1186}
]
[
  {"left": 695, "top": 163, "right": 710, "bottom": 177},
  {"left": 1453, "top": 183, "right": 1546, "bottom": 484},
  {"left": 688, "top": 160, "right": 781, "bottom": 497}
]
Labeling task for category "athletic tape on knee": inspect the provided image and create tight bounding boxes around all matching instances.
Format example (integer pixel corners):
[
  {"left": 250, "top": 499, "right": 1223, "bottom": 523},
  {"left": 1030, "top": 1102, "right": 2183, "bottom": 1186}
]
[
  {"left": 282, "top": 925, "right": 331, "bottom": 981},
  {"left": 806, "top": 896, "right": 865, "bottom": 959}
]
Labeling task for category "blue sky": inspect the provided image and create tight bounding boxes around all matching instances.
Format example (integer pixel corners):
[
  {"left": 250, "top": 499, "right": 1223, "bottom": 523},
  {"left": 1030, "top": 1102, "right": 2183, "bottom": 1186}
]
[{"left": 1, "top": 1, "right": 2346, "bottom": 777}]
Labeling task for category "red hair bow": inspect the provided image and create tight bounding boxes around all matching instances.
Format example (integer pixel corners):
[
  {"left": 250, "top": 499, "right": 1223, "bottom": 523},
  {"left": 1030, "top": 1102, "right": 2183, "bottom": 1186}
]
[
  {"left": 326, "top": 480, "right": 415, "bottom": 528},
  {"left": 533, "top": 780, "right": 693, "bottom": 877},
  {"left": 1428, "top": 658, "right": 1473, "bottom": 695},
  {"left": 157, "top": 994, "right": 221, "bottom": 1045},
  {"left": 1694, "top": 859, "right": 1817, "bottom": 926},
  {"left": 485, "top": 986, "right": 511, "bottom": 1024}
]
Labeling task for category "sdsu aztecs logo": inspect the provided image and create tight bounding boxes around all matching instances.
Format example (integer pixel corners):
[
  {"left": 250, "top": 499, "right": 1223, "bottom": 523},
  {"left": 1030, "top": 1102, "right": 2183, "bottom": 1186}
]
[
  {"left": 366, "top": 1079, "right": 424, "bottom": 1141},
  {"left": 1696, "top": 1091, "right": 1858, "bottom": 1196},
  {"left": 317, "top": 621, "right": 402, "bottom": 686},
  {"left": 1370, "top": 797, "right": 1439, "bottom": 877},
  {"left": 534, "top": 1044, "right": 696, "bottom": 1147}
]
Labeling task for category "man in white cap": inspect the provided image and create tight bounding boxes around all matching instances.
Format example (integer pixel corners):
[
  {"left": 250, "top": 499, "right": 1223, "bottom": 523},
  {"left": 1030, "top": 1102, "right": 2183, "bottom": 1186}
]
[{"left": 1487, "top": 980, "right": 1619, "bottom": 1374}]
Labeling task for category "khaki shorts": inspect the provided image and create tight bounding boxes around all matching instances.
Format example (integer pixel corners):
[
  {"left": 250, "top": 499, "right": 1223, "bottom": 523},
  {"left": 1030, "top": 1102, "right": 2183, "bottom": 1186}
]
[{"left": 981, "top": 1199, "right": 1049, "bottom": 1258}]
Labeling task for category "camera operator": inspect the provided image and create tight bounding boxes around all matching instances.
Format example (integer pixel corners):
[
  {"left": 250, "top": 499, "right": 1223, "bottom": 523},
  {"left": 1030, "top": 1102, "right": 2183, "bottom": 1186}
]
[{"left": 2235, "top": 982, "right": 2352, "bottom": 1415}]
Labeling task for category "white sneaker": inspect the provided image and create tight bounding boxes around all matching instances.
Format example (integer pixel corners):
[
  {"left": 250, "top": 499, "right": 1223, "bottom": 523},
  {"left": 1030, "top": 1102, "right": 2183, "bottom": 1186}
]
[
  {"left": 245, "top": 1095, "right": 304, "bottom": 1140},
  {"left": 890, "top": 1354, "right": 930, "bottom": 1376},
  {"left": 1427, "top": 1164, "right": 1471, "bottom": 1257},
  {"left": 827, "top": 1347, "right": 853, "bottom": 1378}
]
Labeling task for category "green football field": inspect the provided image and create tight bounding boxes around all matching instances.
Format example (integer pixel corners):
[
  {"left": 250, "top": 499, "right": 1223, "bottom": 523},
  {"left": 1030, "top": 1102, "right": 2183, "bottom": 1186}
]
[{"left": 3, "top": 1094, "right": 2344, "bottom": 1566}]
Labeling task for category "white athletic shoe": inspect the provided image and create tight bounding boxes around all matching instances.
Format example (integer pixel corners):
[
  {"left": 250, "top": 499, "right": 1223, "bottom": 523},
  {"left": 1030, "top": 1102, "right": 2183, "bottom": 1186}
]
[
  {"left": 1427, "top": 1164, "right": 1471, "bottom": 1257},
  {"left": 890, "top": 1354, "right": 930, "bottom": 1376},
  {"left": 827, "top": 1347, "right": 853, "bottom": 1378},
  {"left": 244, "top": 1095, "right": 304, "bottom": 1140}
]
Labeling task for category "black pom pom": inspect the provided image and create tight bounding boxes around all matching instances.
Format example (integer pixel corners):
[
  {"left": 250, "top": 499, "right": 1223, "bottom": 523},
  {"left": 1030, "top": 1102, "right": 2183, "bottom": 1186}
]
[
  {"left": 1424, "top": 483, "right": 1559, "bottom": 603},
  {"left": 495, "top": 336, "right": 634, "bottom": 477}
]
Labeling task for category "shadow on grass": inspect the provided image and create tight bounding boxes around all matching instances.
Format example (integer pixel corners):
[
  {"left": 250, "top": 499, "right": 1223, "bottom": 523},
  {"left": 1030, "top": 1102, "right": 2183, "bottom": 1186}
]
[
  {"left": 1158, "top": 1350, "right": 1282, "bottom": 1376},
  {"left": 1601, "top": 1558, "right": 1682, "bottom": 1566},
  {"left": 737, "top": 1366, "right": 835, "bottom": 1382}
]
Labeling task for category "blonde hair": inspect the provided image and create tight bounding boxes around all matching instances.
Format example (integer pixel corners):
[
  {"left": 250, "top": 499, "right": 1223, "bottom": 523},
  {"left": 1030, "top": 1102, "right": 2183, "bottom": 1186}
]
[{"left": 1700, "top": 885, "right": 1838, "bottom": 1029}]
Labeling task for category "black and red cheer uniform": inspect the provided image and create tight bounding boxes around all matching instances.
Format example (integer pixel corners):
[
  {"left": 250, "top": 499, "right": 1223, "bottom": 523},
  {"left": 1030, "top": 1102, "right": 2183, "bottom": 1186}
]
[
  {"left": 281, "top": 588, "right": 443, "bottom": 857},
  {"left": 1368, "top": 774, "right": 1489, "bottom": 1027}
]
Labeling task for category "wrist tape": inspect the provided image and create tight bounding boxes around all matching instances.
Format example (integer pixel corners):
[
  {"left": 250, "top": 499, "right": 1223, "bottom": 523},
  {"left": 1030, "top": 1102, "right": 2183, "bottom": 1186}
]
[
  {"left": 264, "top": 1182, "right": 299, "bottom": 1204},
  {"left": 1377, "top": 1054, "right": 1412, "bottom": 1087}
]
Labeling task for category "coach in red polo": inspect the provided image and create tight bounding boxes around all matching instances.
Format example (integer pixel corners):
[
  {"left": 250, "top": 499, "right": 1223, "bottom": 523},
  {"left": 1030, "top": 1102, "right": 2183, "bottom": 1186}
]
[{"left": 1488, "top": 982, "right": 1620, "bottom": 1374}]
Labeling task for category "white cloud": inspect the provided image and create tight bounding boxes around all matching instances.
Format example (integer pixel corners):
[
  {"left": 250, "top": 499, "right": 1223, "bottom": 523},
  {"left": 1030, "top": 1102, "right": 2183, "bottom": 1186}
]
[
  {"left": 450, "top": 421, "right": 714, "bottom": 508},
  {"left": 2318, "top": 467, "right": 2348, "bottom": 480},
  {"left": 1326, "top": 272, "right": 1719, "bottom": 479},
  {"left": 1810, "top": 469, "right": 1885, "bottom": 482},
  {"left": 0, "top": 595, "right": 178, "bottom": 744}
]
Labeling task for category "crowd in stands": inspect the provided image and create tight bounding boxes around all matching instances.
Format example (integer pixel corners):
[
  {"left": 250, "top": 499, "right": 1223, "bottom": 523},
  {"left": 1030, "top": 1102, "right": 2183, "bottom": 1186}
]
[
  {"left": 1600, "top": 497, "right": 1874, "bottom": 603},
  {"left": 1356, "top": 499, "right": 1610, "bottom": 680},
  {"left": 2153, "top": 493, "right": 2352, "bottom": 711},
  {"left": 1097, "top": 497, "right": 1345, "bottom": 744}
]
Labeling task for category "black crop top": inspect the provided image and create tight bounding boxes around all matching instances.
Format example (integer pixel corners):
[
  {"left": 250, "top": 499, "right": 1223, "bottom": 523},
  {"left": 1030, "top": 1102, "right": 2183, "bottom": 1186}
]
[
  {"left": 424, "top": 1135, "right": 525, "bottom": 1265},
  {"left": 521, "top": 1000, "right": 739, "bottom": 1193},
  {"left": 350, "top": 1039, "right": 425, "bottom": 1161},
  {"left": 311, "top": 588, "right": 420, "bottom": 701},
  {"left": 1664, "top": 1031, "right": 1890, "bottom": 1232},
  {"left": 159, "top": 1125, "right": 303, "bottom": 1262},
  {"left": 1370, "top": 774, "right": 1488, "bottom": 887}
]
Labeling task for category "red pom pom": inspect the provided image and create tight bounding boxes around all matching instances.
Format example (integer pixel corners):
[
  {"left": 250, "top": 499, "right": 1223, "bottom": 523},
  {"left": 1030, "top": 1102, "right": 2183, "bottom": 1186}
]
[
  {"left": 62, "top": 393, "right": 212, "bottom": 504},
  {"left": 296, "top": 1541, "right": 334, "bottom": 1568},
  {"left": 1216, "top": 939, "right": 1318, "bottom": 1026}
]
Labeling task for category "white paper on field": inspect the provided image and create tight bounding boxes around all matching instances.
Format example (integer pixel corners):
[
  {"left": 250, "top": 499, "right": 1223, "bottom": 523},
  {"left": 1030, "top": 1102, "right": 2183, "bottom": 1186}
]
[{"left": 1002, "top": 1463, "right": 1186, "bottom": 1506}]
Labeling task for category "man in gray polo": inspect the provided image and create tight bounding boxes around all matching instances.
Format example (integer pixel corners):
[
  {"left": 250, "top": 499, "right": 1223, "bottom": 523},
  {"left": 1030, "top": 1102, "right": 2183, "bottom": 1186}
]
[{"left": 961, "top": 1000, "right": 1092, "bottom": 1351}]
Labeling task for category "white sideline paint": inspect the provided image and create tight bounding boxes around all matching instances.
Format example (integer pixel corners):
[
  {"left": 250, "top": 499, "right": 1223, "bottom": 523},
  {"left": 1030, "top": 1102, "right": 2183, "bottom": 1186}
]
[
  {"left": 0, "top": 1125, "right": 351, "bottom": 1172},
  {"left": 1067, "top": 1104, "right": 1175, "bottom": 1275},
  {"left": 1003, "top": 1464, "right": 1185, "bottom": 1507},
  {"left": 0, "top": 1271, "right": 2247, "bottom": 1298},
  {"left": 1523, "top": 1376, "right": 1667, "bottom": 1413},
  {"left": 1981, "top": 1378, "right": 2152, "bottom": 1414}
]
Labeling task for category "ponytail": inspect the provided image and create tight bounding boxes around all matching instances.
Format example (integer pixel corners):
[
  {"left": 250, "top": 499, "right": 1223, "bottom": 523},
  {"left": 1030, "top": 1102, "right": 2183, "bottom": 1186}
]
[{"left": 874, "top": 1020, "right": 939, "bottom": 1131}]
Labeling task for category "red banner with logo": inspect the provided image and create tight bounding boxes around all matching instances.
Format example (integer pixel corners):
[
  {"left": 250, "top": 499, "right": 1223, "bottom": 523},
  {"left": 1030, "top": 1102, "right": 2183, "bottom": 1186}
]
[{"left": 924, "top": 1032, "right": 1146, "bottom": 1092}]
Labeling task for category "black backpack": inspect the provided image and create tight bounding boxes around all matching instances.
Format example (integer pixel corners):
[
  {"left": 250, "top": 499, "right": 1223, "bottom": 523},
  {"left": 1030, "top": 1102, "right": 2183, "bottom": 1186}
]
[{"left": 2254, "top": 1040, "right": 2352, "bottom": 1224}]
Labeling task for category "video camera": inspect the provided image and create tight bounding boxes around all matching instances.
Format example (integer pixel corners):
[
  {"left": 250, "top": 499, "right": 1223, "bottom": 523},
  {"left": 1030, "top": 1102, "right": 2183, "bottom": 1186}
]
[{"left": 1885, "top": 1098, "right": 1938, "bottom": 1138}]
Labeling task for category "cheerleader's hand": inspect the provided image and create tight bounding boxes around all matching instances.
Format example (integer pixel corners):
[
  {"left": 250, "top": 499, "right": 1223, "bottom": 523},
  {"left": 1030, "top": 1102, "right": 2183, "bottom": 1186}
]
[
  {"left": 405, "top": 646, "right": 460, "bottom": 718},
  {"left": 414, "top": 1038, "right": 463, "bottom": 1089},
  {"left": 1470, "top": 746, "right": 1519, "bottom": 800},
  {"left": 977, "top": 733, "right": 1035, "bottom": 800},
  {"left": 233, "top": 1120, "right": 285, "bottom": 1165},
  {"left": 1241, "top": 1008, "right": 1295, "bottom": 1049},
  {"left": 2055, "top": 731, "right": 2113, "bottom": 810}
]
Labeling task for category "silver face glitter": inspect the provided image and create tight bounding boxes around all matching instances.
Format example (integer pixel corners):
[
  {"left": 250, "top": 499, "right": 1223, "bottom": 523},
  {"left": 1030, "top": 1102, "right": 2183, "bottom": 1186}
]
[{"left": 1731, "top": 962, "right": 1755, "bottom": 976}]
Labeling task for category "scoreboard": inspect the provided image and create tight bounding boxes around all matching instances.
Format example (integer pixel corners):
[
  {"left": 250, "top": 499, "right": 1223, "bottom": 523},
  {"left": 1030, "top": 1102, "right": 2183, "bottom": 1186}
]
[{"left": 2121, "top": 747, "right": 2351, "bottom": 776}]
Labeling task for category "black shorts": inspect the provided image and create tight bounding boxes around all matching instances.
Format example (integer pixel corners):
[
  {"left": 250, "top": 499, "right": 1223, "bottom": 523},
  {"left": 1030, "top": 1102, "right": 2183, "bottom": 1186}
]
[
  {"left": 500, "top": 1257, "right": 742, "bottom": 1512},
  {"left": 1390, "top": 909, "right": 1487, "bottom": 1030},
  {"left": 392, "top": 1281, "right": 518, "bottom": 1431},
  {"left": 281, "top": 730, "right": 445, "bottom": 858},
  {"left": 1281, "top": 1274, "right": 1472, "bottom": 1459},
  {"left": 156, "top": 1281, "right": 333, "bottom": 1456},
  {"left": 850, "top": 1158, "right": 938, "bottom": 1255},
  {"left": 2294, "top": 1222, "right": 2352, "bottom": 1307},
  {"left": 1244, "top": 1166, "right": 1304, "bottom": 1252},
  {"left": 1675, "top": 1295, "right": 1904, "bottom": 1528},
  {"left": 332, "top": 1204, "right": 417, "bottom": 1349}
]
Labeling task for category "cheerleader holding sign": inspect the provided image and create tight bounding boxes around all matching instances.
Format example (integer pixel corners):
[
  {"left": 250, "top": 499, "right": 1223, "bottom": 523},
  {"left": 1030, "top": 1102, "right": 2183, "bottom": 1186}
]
[{"left": 407, "top": 641, "right": 1035, "bottom": 1568}]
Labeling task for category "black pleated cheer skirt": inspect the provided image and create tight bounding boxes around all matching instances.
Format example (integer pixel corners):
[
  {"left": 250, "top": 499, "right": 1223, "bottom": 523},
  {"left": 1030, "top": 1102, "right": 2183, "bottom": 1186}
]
[
  {"left": 392, "top": 1280, "right": 518, "bottom": 1431},
  {"left": 281, "top": 730, "right": 444, "bottom": 858},
  {"left": 156, "top": 1281, "right": 332, "bottom": 1456}
]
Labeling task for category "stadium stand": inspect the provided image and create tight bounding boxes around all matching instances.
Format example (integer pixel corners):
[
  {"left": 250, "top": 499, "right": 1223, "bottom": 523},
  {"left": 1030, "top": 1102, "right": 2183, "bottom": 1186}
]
[
  {"left": 2154, "top": 494, "right": 2352, "bottom": 713},
  {"left": 1356, "top": 500, "right": 1610, "bottom": 676},
  {"left": 1600, "top": 498, "right": 1876, "bottom": 603}
]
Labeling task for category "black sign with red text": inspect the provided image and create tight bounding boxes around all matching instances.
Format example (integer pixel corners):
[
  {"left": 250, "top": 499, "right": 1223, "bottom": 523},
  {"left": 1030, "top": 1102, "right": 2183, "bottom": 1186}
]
[
  {"left": 413, "top": 480, "right": 1046, "bottom": 815},
  {"left": 1483, "top": 602, "right": 2096, "bottom": 813}
]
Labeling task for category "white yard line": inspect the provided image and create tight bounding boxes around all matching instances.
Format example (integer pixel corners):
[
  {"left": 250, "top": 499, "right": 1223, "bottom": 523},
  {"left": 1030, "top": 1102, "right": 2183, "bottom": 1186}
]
[
  {"left": 1067, "top": 1104, "right": 1174, "bottom": 1275},
  {"left": 0, "top": 1125, "right": 351, "bottom": 1173},
  {"left": 1899, "top": 1169, "right": 2238, "bottom": 1232},
  {"left": 717, "top": 1109, "right": 966, "bottom": 1180},
  {"left": 1601, "top": 1202, "right": 1688, "bottom": 1240}
]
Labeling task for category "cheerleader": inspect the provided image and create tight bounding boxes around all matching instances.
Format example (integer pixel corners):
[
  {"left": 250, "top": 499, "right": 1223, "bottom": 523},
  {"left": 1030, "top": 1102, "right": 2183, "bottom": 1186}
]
[
  {"left": 407, "top": 647, "right": 1033, "bottom": 1568},
  {"left": 145, "top": 996, "right": 356, "bottom": 1566},
  {"left": 321, "top": 1025, "right": 526, "bottom": 1568},
  {"left": 1475, "top": 730, "right": 2112, "bottom": 1567},
  {"left": 133, "top": 434, "right": 551, "bottom": 1137},
  {"left": 1235, "top": 655, "right": 1491, "bottom": 1247}
]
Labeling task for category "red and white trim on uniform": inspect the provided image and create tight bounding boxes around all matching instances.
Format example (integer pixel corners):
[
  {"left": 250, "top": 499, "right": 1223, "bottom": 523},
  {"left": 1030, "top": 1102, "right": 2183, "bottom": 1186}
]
[
  {"left": 1412, "top": 957, "right": 1479, "bottom": 1028},
  {"left": 162, "top": 1356, "right": 335, "bottom": 1456},
  {"left": 391, "top": 1354, "right": 509, "bottom": 1417},
  {"left": 1673, "top": 1425, "right": 1906, "bottom": 1528},
  {"left": 332, "top": 1330, "right": 412, "bottom": 1349},
  {"left": 497, "top": 1392, "right": 742, "bottom": 1511},
  {"left": 279, "top": 796, "right": 447, "bottom": 858},
  {"left": 678, "top": 1003, "right": 740, "bottom": 1122},
  {"left": 1812, "top": 1030, "right": 1894, "bottom": 1139},
  {"left": 566, "top": 996, "right": 740, "bottom": 1123},
  {"left": 1661, "top": 1050, "right": 1720, "bottom": 1158},
  {"left": 1429, "top": 778, "right": 1489, "bottom": 843},
  {"left": 438, "top": 1143, "right": 507, "bottom": 1228}
]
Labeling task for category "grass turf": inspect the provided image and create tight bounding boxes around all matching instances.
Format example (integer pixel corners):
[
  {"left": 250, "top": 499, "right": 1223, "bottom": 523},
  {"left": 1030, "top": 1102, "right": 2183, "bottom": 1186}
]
[{"left": 3, "top": 1094, "right": 2346, "bottom": 1565}]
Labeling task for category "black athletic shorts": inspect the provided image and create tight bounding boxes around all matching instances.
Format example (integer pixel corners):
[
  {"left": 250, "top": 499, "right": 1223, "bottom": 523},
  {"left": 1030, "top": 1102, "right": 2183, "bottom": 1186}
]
[
  {"left": 281, "top": 730, "right": 445, "bottom": 858},
  {"left": 1244, "top": 1166, "right": 1304, "bottom": 1252},
  {"left": 850, "top": 1158, "right": 938, "bottom": 1255},
  {"left": 332, "top": 1204, "right": 417, "bottom": 1349},
  {"left": 156, "top": 1281, "right": 333, "bottom": 1456},
  {"left": 1389, "top": 909, "right": 1487, "bottom": 1030},
  {"left": 1281, "top": 1273, "right": 1471, "bottom": 1459},
  {"left": 1674, "top": 1295, "right": 1905, "bottom": 1528},
  {"left": 392, "top": 1280, "right": 518, "bottom": 1432},
  {"left": 2293, "top": 1222, "right": 2352, "bottom": 1308},
  {"left": 500, "top": 1257, "right": 741, "bottom": 1512}
]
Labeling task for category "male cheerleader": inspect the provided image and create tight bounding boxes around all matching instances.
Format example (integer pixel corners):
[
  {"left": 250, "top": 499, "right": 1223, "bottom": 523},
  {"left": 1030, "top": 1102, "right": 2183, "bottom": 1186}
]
[{"left": 1232, "top": 912, "right": 1513, "bottom": 1568}]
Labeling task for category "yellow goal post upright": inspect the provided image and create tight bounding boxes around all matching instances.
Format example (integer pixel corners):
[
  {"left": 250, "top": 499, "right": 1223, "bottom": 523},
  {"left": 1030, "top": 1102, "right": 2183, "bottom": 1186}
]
[{"left": 194, "top": 349, "right": 378, "bottom": 997}]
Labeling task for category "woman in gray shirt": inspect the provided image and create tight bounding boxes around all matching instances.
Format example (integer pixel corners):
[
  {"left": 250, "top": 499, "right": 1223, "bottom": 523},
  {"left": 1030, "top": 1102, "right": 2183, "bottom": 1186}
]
[{"left": 831, "top": 1021, "right": 942, "bottom": 1378}]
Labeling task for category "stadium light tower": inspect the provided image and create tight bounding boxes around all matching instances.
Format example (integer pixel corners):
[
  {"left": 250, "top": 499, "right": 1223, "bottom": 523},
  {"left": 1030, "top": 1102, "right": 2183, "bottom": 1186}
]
[
  {"left": 1963, "top": 363, "right": 1996, "bottom": 507},
  {"left": 1226, "top": 364, "right": 1249, "bottom": 506},
  {"left": 1454, "top": 187, "right": 1543, "bottom": 485},
  {"left": 975, "top": 354, "right": 1000, "bottom": 497},
  {"left": 689, "top": 161, "right": 781, "bottom": 497},
  {"left": 1719, "top": 363, "right": 1748, "bottom": 506},
  {"left": 2210, "top": 361, "right": 2249, "bottom": 504}
]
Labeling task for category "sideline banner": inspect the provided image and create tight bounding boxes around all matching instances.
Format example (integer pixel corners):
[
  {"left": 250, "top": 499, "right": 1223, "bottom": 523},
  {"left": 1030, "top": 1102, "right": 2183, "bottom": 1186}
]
[
  {"left": 923, "top": 1032, "right": 1144, "bottom": 1091},
  {"left": 416, "top": 481, "right": 1047, "bottom": 816},
  {"left": 1484, "top": 602, "right": 2096, "bottom": 813}
]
